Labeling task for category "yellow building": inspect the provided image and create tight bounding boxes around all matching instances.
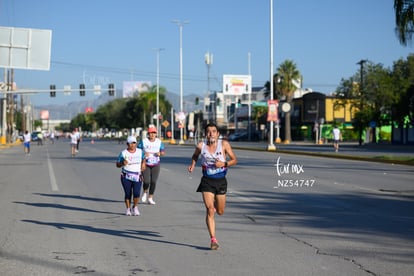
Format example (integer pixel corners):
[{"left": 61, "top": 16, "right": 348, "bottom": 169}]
[{"left": 283, "top": 92, "right": 360, "bottom": 141}]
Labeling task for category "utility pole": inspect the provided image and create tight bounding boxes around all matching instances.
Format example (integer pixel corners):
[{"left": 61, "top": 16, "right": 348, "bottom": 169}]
[
  {"left": 268, "top": 0, "right": 276, "bottom": 151},
  {"left": 20, "top": 94, "right": 25, "bottom": 132},
  {"left": 7, "top": 69, "right": 15, "bottom": 143},
  {"left": 171, "top": 19, "right": 189, "bottom": 145},
  {"left": 1, "top": 70, "right": 6, "bottom": 144},
  {"left": 153, "top": 48, "right": 165, "bottom": 135},
  {"left": 248, "top": 52, "right": 252, "bottom": 141},
  {"left": 205, "top": 51, "right": 213, "bottom": 123},
  {"left": 357, "top": 59, "right": 367, "bottom": 146},
  {"left": 214, "top": 91, "right": 217, "bottom": 123}
]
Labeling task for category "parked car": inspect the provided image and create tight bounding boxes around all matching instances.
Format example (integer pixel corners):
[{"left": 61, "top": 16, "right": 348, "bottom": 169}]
[
  {"left": 228, "top": 131, "right": 260, "bottom": 141},
  {"left": 31, "top": 131, "right": 40, "bottom": 141},
  {"left": 228, "top": 132, "right": 244, "bottom": 141}
]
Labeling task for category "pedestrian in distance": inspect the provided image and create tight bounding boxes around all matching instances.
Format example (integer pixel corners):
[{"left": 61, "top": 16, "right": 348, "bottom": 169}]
[
  {"left": 75, "top": 128, "right": 81, "bottom": 152},
  {"left": 188, "top": 123, "right": 237, "bottom": 250},
  {"left": 116, "top": 136, "right": 146, "bottom": 216},
  {"left": 69, "top": 129, "right": 78, "bottom": 157},
  {"left": 138, "top": 125, "right": 165, "bottom": 205},
  {"left": 332, "top": 125, "right": 341, "bottom": 152},
  {"left": 37, "top": 132, "right": 43, "bottom": 145},
  {"left": 50, "top": 131, "right": 55, "bottom": 144},
  {"left": 23, "top": 130, "right": 31, "bottom": 156}
]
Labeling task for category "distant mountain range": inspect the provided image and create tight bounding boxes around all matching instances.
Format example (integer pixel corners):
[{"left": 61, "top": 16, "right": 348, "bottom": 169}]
[{"left": 33, "top": 90, "right": 201, "bottom": 121}]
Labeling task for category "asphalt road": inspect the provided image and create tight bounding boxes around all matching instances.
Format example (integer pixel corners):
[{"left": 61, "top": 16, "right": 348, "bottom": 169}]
[{"left": 0, "top": 139, "right": 413, "bottom": 275}]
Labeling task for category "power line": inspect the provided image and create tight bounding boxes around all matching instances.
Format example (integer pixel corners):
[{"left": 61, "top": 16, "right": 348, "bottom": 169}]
[
  {"left": 52, "top": 60, "right": 206, "bottom": 84},
  {"left": 51, "top": 61, "right": 338, "bottom": 91}
]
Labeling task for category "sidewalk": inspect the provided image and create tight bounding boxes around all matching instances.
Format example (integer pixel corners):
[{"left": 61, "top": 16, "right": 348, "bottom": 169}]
[
  {"left": 172, "top": 138, "right": 414, "bottom": 157},
  {"left": 277, "top": 141, "right": 414, "bottom": 155},
  {"left": 226, "top": 140, "right": 414, "bottom": 166},
  {"left": 0, "top": 140, "right": 21, "bottom": 149}
]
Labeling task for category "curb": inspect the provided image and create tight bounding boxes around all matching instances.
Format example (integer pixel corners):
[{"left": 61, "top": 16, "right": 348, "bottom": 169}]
[
  {"left": 174, "top": 143, "right": 414, "bottom": 166},
  {"left": 231, "top": 146, "right": 414, "bottom": 166}
]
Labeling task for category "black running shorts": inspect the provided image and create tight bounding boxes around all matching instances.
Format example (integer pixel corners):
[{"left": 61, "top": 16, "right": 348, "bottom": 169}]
[{"left": 197, "top": 176, "right": 228, "bottom": 195}]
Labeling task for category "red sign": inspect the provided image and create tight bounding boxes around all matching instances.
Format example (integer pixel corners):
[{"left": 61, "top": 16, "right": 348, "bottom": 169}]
[
  {"left": 267, "top": 100, "right": 279, "bottom": 122},
  {"left": 85, "top": 107, "right": 94, "bottom": 113},
  {"left": 40, "top": 110, "right": 49, "bottom": 120}
]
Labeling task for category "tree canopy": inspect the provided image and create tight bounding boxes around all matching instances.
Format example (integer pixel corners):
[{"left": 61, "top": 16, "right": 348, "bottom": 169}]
[
  {"left": 394, "top": 0, "right": 414, "bottom": 46},
  {"left": 335, "top": 54, "right": 414, "bottom": 141},
  {"left": 70, "top": 85, "right": 172, "bottom": 133}
]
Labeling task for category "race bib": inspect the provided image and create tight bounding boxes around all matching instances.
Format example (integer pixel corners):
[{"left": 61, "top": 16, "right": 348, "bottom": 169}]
[
  {"left": 125, "top": 172, "right": 140, "bottom": 182},
  {"left": 146, "top": 153, "right": 160, "bottom": 166},
  {"left": 206, "top": 166, "right": 225, "bottom": 176},
  {"left": 147, "top": 156, "right": 157, "bottom": 165}
]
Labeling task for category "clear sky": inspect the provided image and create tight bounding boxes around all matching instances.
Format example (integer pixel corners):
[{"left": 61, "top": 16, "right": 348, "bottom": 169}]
[{"left": 1, "top": 0, "right": 413, "bottom": 106}]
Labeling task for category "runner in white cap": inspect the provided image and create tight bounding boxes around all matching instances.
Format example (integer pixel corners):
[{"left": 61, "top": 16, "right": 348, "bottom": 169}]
[{"left": 116, "top": 136, "right": 146, "bottom": 216}]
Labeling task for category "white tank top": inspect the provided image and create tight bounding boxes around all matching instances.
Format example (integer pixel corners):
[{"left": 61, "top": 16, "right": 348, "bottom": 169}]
[
  {"left": 140, "top": 138, "right": 162, "bottom": 166},
  {"left": 200, "top": 140, "right": 227, "bottom": 178}
]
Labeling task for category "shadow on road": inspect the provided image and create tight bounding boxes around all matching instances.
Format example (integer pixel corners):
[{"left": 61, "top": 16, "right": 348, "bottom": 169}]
[
  {"left": 227, "top": 189, "right": 414, "bottom": 241},
  {"left": 21, "top": 219, "right": 209, "bottom": 251}
]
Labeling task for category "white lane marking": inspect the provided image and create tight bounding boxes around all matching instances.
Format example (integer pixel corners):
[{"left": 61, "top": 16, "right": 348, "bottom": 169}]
[{"left": 46, "top": 149, "right": 59, "bottom": 191}]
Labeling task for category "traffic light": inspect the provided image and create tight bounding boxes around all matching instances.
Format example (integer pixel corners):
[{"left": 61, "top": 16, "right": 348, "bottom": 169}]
[
  {"left": 195, "top": 97, "right": 199, "bottom": 105},
  {"left": 237, "top": 99, "right": 241, "bottom": 108},
  {"left": 80, "top": 84, "right": 85, "bottom": 96},
  {"left": 50, "top": 85, "right": 56, "bottom": 97},
  {"left": 108, "top": 83, "right": 115, "bottom": 96},
  {"left": 216, "top": 98, "right": 220, "bottom": 106}
]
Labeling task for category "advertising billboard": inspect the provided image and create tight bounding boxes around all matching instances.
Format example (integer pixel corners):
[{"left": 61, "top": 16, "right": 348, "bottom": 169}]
[
  {"left": 122, "top": 81, "right": 152, "bottom": 98},
  {"left": 222, "top": 75, "right": 252, "bottom": 95},
  {"left": 40, "top": 110, "right": 50, "bottom": 120}
]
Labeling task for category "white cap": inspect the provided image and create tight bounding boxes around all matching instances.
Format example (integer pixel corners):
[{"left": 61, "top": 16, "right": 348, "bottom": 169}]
[{"left": 127, "top": 136, "right": 137, "bottom": 144}]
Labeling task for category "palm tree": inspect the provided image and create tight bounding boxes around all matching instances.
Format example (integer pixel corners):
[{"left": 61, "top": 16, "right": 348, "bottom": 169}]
[
  {"left": 148, "top": 84, "right": 169, "bottom": 116},
  {"left": 138, "top": 91, "right": 157, "bottom": 127},
  {"left": 275, "top": 60, "right": 301, "bottom": 143},
  {"left": 394, "top": 0, "right": 414, "bottom": 46},
  {"left": 138, "top": 85, "right": 171, "bottom": 128}
]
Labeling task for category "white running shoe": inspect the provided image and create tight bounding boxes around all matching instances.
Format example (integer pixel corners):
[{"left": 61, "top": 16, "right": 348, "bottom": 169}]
[
  {"left": 141, "top": 192, "right": 148, "bottom": 203},
  {"left": 133, "top": 206, "right": 140, "bottom": 216},
  {"left": 126, "top": 208, "right": 132, "bottom": 216},
  {"left": 148, "top": 198, "right": 156, "bottom": 205}
]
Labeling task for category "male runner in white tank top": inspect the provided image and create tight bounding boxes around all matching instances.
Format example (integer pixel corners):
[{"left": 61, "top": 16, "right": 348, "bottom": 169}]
[{"left": 188, "top": 123, "right": 237, "bottom": 250}]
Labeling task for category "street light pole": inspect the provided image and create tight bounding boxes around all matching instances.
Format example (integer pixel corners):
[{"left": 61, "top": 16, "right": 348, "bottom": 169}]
[
  {"left": 205, "top": 51, "right": 213, "bottom": 123},
  {"left": 248, "top": 51, "right": 252, "bottom": 141},
  {"left": 356, "top": 59, "right": 367, "bottom": 146},
  {"left": 268, "top": 0, "right": 276, "bottom": 151},
  {"left": 172, "top": 19, "right": 189, "bottom": 144},
  {"left": 153, "top": 48, "right": 165, "bottom": 135}
]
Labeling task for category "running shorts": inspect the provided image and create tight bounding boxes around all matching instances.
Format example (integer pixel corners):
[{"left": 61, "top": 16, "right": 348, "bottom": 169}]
[{"left": 197, "top": 176, "right": 227, "bottom": 195}]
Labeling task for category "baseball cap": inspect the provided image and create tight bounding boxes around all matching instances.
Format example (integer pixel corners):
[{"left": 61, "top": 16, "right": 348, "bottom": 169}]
[
  {"left": 148, "top": 126, "right": 157, "bottom": 133},
  {"left": 127, "top": 136, "right": 137, "bottom": 144}
]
